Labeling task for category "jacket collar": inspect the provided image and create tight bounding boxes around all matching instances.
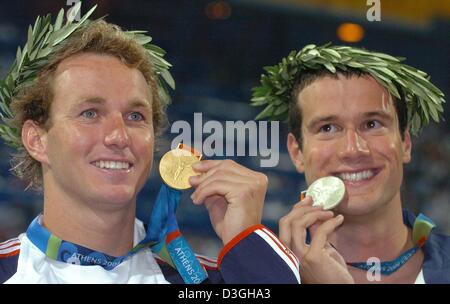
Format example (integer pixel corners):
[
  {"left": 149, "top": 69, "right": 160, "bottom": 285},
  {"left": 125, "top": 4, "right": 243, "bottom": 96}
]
[{"left": 403, "top": 209, "right": 450, "bottom": 284}]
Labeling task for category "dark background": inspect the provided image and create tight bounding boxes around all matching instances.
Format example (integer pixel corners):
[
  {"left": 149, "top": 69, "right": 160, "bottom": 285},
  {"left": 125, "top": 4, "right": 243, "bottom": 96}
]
[{"left": 0, "top": 0, "right": 449, "bottom": 256}]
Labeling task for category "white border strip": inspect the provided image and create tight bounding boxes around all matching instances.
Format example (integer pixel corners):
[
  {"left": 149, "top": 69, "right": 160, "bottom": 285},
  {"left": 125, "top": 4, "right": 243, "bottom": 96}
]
[
  {"left": 0, "top": 238, "right": 20, "bottom": 249},
  {"left": 261, "top": 227, "right": 299, "bottom": 268},
  {"left": 196, "top": 255, "right": 218, "bottom": 268},
  {"left": 0, "top": 244, "right": 20, "bottom": 255},
  {"left": 255, "top": 229, "right": 300, "bottom": 283},
  {"left": 195, "top": 254, "right": 217, "bottom": 263}
]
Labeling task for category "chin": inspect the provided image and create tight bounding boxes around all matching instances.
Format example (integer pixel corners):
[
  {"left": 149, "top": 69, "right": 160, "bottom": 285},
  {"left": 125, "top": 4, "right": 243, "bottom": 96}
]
[
  {"left": 95, "top": 185, "right": 137, "bottom": 206},
  {"left": 335, "top": 196, "right": 380, "bottom": 216}
]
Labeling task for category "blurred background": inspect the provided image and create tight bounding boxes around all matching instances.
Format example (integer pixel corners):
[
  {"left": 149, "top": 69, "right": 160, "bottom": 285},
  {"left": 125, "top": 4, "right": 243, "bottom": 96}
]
[{"left": 0, "top": 0, "right": 449, "bottom": 257}]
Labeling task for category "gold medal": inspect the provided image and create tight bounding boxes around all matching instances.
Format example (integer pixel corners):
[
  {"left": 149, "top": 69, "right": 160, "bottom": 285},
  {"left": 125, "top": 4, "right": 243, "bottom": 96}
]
[{"left": 159, "top": 144, "right": 202, "bottom": 190}]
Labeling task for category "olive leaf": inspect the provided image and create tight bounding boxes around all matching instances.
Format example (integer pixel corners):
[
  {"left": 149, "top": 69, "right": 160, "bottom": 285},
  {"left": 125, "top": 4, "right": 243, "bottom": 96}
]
[
  {"left": 0, "top": 2, "right": 175, "bottom": 148},
  {"left": 251, "top": 43, "right": 445, "bottom": 135}
]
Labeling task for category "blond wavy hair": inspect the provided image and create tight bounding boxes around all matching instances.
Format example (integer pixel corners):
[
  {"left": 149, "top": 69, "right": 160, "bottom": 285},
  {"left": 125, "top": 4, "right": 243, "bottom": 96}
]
[{"left": 10, "top": 20, "right": 167, "bottom": 190}]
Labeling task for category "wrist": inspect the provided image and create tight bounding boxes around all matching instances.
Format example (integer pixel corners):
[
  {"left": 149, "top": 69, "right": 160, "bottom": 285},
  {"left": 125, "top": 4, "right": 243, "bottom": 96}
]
[{"left": 218, "top": 224, "right": 265, "bottom": 267}]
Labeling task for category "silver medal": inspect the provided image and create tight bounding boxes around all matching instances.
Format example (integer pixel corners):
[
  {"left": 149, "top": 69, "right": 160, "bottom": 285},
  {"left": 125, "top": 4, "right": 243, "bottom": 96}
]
[{"left": 306, "top": 176, "right": 346, "bottom": 210}]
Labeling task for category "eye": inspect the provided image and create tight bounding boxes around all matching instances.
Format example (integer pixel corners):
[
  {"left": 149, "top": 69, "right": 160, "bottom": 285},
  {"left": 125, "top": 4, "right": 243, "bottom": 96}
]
[
  {"left": 319, "top": 124, "right": 338, "bottom": 133},
  {"left": 81, "top": 109, "right": 97, "bottom": 119},
  {"left": 366, "top": 120, "right": 382, "bottom": 129},
  {"left": 127, "top": 112, "right": 144, "bottom": 121}
]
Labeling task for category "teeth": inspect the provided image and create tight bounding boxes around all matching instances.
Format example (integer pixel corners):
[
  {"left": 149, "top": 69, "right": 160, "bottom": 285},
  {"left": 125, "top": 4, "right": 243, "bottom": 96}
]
[
  {"left": 94, "top": 161, "right": 130, "bottom": 170},
  {"left": 338, "top": 170, "right": 374, "bottom": 182}
]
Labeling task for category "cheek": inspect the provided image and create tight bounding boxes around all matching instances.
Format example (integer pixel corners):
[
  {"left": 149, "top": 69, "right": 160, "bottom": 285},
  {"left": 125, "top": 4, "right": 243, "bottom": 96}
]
[
  {"left": 133, "top": 131, "right": 154, "bottom": 165},
  {"left": 389, "top": 142, "right": 406, "bottom": 169},
  {"left": 306, "top": 142, "right": 335, "bottom": 165},
  {"left": 303, "top": 143, "right": 335, "bottom": 181},
  {"left": 372, "top": 137, "right": 403, "bottom": 165},
  {"left": 47, "top": 126, "right": 94, "bottom": 159}
]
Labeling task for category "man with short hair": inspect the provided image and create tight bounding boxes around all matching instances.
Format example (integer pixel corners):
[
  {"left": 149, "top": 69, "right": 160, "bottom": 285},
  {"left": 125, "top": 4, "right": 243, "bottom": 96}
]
[
  {"left": 251, "top": 44, "right": 449, "bottom": 283},
  {"left": 0, "top": 5, "right": 299, "bottom": 284}
]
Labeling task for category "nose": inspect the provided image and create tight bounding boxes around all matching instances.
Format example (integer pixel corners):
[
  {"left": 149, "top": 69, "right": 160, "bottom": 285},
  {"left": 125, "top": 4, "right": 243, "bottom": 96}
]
[
  {"left": 104, "top": 113, "right": 130, "bottom": 150},
  {"left": 337, "top": 129, "right": 370, "bottom": 161}
]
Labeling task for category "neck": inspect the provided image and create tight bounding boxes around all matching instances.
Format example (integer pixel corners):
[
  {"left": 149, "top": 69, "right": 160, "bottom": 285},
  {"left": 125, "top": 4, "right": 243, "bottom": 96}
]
[
  {"left": 330, "top": 193, "right": 411, "bottom": 263},
  {"left": 41, "top": 183, "right": 136, "bottom": 257}
]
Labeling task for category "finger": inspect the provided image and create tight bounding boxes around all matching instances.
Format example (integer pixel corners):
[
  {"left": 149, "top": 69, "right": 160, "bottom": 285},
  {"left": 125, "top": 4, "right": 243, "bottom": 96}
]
[
  {"left": 289, "top": 221, "right": 308, "bottom": 258},
  {"left": 189, "top": 164, "right": 252, "bottom": 187},
  {"left": 191, "top": 160, "right": 221, "bottom": 173},
  {"left": 309, "top": 215, "right": 344, "bottom": 254},
  {"left": 190, "top": 179, "right": 239, "bottom": 205},
  {"left": 279, "top": 210, "right": 334, "bottom": 257},
  {"left": 287, "top": 205, "right": 331, "bottom": 223},
  {"left": 279, "top": 205, "right": 329, "bottom": 242},
  {"left": 288, "top": 211, "right": 334, "bottom": 258},
  {"left": 191, "top": 159, "right": 256, "bottom": 178},
  {"left": 279, "top": 213, "right": 295, "bottom": 248},
  {"left": 188, "top": 174, "right": 202, "bottom": 187},
  {"left": 291, "top": 210, "right": 335, "bottom": 235},
  {"left": 293, "top": 196, "right": 314, "bottom": 209},
  {"left": 190, "top": 171, "right": 252, "bottom": 202},
  {"left": 278, "top": 222, "right": 291, "bottom": 249},
  {"left": 278, "top": 221, "right": 307, "bottom": 257}
]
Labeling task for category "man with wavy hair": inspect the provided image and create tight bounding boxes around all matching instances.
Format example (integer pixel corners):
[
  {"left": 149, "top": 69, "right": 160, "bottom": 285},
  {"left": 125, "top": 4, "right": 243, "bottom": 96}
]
[
  {"left": 0, "top": 4, "right": 299, "bottom": 284},
  {"left": 251, "top": 43, "right": 449, "bottom": 283}
]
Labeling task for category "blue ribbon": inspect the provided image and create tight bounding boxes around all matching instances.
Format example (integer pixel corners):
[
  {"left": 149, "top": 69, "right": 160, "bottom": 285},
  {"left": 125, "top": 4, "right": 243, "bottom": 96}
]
[
  {"left": 348, "top": 246, "right": 419, "bottom": 276},
  {"left": 347, "top": 213, "right": 436, "bottom": 276},
  {"left": 26, "top": 183, "right": 208, "bottom": 284},
  {"left": 146, "top": 184, "right": 208, "bottom": 284}
]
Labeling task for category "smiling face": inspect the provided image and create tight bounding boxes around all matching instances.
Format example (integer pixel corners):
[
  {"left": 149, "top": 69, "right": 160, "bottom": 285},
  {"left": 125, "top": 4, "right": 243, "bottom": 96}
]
[
  {"left": 37, "top": 53, "right": 154, "bottom": 209},
  {"left": 287, "top": 74, "right": 412, "bottom": 215}
]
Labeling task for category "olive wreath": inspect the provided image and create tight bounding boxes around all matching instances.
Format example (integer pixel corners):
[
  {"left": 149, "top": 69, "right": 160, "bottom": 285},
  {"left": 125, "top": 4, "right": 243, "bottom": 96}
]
[
  {"left": 0, "top": 2, "right": 175, "bottom": 148},
  {"left": 251, "top": 43, "right": 445, "bottom": 134}
]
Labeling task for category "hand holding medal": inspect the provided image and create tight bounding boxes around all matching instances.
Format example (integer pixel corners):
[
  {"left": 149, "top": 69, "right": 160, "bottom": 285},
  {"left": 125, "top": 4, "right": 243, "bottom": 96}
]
[
  {"left": 162, "top": 146, "right": 267, "bottom": 246},
  {"left": 159, "top": 144, "right": 268, "bottom": 245},
  {"left": 279, "top": 176, "right": 354, "bottom": 283}
]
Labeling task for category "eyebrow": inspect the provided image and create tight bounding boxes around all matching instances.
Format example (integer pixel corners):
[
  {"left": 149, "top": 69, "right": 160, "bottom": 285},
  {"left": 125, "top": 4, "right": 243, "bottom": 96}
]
[
  {"left": 72, "top": 97, "right": 151, "bottom": 109},
  {"left": 77, "top": 97, "right": 105, "bottom": 106},
  {"left": 362, "top": 111, "right": 393, "bottom": 121},
  {"left": 68, "top": 97, "right": 104, "bottom": 111},
  {"left": 129, "top": 99, "right": 152, "bottom": 109}
]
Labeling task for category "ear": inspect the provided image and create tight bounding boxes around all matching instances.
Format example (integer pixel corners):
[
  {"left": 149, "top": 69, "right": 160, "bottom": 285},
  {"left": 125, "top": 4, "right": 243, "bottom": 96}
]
[
  {"left": 402, "top": 130, "right": 412, "bottom": 164},
  {"left": 21, "top": 120, "right": 50, "bottom": 165},
  {"left": 287, "top": 132, "right": 305, "bottom": 173}
]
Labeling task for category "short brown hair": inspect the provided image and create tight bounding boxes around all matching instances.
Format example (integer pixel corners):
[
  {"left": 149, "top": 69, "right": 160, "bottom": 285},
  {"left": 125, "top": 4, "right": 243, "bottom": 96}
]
[
  {"left": 10, "top": 20, "right": 167, "bottom": 190},
  {"left": 288, "top": 69, "right": 407, "bottom": 149}
]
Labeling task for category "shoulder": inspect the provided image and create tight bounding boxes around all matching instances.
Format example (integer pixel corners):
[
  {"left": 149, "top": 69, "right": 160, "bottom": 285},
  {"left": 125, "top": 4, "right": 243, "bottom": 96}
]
[
  {"left": 425, "top": 230, "right": 450, "bottom": 261},
  {"left": 0, "top": 237, "right": 21, "bottom": 284},
  {"left": 422, "top": 230, "right": 450, "bottom": 283}
]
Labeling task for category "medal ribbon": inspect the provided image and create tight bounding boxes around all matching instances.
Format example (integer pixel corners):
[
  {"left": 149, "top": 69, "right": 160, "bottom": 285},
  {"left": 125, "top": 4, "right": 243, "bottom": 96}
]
[
  {"left": 26, "top": 183, "right": 208, "bottom": 284},
  {"left": 347, "top": 213, "right": 436, "bottom": 276},
  {"left": 146, "top": 183, "right": 208, "bottom": 284},
  {"left": 26, "top": 216, "right": 140, "bottom": 270}
]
